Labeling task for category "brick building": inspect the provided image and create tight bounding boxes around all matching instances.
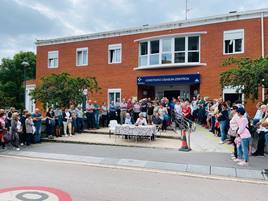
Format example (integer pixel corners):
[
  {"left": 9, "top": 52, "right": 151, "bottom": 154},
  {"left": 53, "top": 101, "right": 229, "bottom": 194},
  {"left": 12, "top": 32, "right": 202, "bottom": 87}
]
[{"left": 26, "top": 8, "right": 268, "bottom": 116}]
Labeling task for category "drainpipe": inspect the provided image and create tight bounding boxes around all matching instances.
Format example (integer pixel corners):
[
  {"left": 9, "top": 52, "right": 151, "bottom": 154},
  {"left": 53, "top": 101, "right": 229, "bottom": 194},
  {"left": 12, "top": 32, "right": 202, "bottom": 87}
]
[{"left": 261, "top": 12, "right": 265, "bottom": 101}]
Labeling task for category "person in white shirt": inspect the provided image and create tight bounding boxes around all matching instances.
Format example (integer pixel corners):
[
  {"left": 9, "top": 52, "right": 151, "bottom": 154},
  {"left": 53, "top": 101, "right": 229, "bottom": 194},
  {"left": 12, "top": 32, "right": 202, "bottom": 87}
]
[
  {"left": 124, "top": 113, "right": 132, "bottom": 125},
  {"left": 135, "top": 113, "right": 147, "bottom": 126}
]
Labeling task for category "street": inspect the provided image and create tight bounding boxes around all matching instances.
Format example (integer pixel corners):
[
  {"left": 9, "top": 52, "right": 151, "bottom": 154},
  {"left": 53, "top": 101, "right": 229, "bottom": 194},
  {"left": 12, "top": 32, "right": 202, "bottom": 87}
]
[{"left": 0, "top": 156, "right": 268, "bottom": 201}]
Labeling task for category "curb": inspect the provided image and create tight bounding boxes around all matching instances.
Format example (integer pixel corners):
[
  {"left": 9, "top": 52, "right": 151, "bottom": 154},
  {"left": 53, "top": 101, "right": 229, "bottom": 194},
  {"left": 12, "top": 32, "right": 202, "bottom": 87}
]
[
  {"left": 1, "top": 154, "right": 267, "bottom": 185},
  {"left": 41, "top": 138, "right": 179, "bottom": 151}
]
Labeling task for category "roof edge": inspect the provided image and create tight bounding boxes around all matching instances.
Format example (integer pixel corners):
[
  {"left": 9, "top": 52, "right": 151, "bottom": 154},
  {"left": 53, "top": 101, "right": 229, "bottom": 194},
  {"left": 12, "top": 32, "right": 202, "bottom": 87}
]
[{"left": 36, "top": 8, "right": 268, "bottom": 46}]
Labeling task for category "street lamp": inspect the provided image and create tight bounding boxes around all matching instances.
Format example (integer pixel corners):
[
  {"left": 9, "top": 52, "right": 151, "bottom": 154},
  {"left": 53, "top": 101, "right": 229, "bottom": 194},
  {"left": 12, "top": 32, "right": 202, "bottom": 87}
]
[{"left": 21, "top": 60, "right": 30, "bottom": 109}]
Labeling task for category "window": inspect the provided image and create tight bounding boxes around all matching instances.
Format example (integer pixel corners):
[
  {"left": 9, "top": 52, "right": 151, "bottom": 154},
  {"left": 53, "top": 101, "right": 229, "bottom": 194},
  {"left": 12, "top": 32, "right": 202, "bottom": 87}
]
[
  {"left": 108, "top": 88, "right": 121, "bottom": 105},
  {"left": 138, "top": 35, "right": 200, "bottom": 67},
  {"left": 108, "top": 44, "right": 122, "bottom": 64},
  {"left": 48, "top": 51, "right": 58, "bottom": 68},
  {"left": 188, "top": 36, "right": 199, "bottom": 62},
  {"left": 224, "top": 29, "right": 244, "bottom": 54},
  {"left": 76, "top": 47, "right": 88, "bottom": 66},
  {"left": 161, "top": 38, "right": 172, "bottom": 64},
  {"left": 150, "top": 40, "right": 160, "bottom": 65},
  {"left": 174, "top": 37, "right": 185, "bottom": 63},
  {"left": 139, "top": 42, "right": 148, "bottom": 66}
]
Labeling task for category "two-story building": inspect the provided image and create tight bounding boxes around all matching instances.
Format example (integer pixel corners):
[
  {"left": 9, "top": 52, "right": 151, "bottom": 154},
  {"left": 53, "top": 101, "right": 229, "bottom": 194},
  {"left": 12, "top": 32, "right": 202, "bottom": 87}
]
[{"left": 26, "top": 8, "right": 268, "bottom": 116}]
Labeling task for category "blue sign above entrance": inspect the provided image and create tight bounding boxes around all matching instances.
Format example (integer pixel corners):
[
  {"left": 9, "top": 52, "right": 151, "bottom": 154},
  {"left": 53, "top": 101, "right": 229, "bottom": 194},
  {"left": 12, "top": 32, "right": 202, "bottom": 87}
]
[{"left": 137, "top": 73, "right": 200, "bottom": 85}]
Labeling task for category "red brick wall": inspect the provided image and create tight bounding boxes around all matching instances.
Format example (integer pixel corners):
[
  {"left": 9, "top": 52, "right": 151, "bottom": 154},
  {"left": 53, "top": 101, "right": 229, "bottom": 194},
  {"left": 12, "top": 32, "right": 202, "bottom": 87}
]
[{"left": 36, "top": 17, "right": 267, "bottom": 116}]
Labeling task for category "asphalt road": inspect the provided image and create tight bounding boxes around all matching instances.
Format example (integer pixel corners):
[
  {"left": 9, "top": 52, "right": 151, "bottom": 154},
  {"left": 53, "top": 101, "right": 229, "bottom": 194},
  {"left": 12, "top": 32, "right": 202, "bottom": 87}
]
[
  {"left": 9, "top": 142, "right": 268, "bottom": 170},
  {"left": 0, "top": 156, "right": 267, "bottom": 201}
]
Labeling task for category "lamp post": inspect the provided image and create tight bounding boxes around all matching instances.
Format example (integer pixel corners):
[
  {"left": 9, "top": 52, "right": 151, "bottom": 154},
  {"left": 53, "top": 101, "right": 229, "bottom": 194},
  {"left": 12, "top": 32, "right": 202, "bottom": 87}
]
[{"left": 21, "top": 60, "right": 30, "bottom": 109}]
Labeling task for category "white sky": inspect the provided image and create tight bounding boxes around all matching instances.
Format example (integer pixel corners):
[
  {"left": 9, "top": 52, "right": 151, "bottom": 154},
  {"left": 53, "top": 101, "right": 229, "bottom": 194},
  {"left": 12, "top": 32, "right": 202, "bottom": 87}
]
[{"left": 1, "top": 0, "right": 268, "bottom": 61}]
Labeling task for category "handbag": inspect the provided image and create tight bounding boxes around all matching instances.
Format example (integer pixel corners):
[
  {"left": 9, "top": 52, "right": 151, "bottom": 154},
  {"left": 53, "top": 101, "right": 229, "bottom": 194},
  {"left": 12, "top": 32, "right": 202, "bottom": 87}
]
[
  {"left": 32, "top": 125, "right": 36, "bottom": 134},
  {"left": 228, "top": 127, "right": 237, "bottom": 137}
]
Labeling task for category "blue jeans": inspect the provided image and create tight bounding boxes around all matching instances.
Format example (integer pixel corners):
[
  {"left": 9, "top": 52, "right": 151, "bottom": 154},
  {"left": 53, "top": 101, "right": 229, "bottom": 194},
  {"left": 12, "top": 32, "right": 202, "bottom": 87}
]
[
  {"left": 219, "top": 120, "right": 227, "bottom": 142},
  {"left": 94, "top": 113, "right": 99, "bottom": 129},
  {"left": 265, "top": 133, "right": 268, "bottom": 149},
  {"left": 34, "top": 124, "right": 41, "bottom": 143},
  {"left": 237, "top": 138, "right": 250, "bottom": 162},
  {"left": 76, "top": 117, "right": 84, "bottom": 132}
]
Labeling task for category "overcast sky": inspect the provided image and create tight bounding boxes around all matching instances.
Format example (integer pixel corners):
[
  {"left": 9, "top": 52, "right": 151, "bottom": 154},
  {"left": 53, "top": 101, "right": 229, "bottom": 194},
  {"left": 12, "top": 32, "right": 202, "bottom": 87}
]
[{"left": 1, "top": 0, "right": 268, "bottom": 61}]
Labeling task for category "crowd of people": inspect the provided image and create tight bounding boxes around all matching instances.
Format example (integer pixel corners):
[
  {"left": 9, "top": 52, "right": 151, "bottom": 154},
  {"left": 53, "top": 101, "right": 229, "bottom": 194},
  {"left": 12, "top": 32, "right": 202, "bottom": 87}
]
[{"left": 0, "top": 95, "right": 267, "bottom": 166}]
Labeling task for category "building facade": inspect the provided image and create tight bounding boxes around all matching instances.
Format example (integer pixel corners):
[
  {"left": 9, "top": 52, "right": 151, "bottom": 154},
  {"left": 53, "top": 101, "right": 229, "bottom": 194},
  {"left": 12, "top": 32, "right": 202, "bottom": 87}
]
[{"left": 27, "top": 8, "right": 268, "bottom": 116}]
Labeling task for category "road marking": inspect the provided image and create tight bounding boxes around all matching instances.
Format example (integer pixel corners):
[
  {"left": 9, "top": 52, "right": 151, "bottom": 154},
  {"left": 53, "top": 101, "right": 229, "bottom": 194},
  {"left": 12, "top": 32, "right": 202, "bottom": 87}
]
[
  {"left": 0, "top": 186, "right": 72, "bottom": 201},
  {"left": 1, "top": 154, "right": 267, "bottom": 186}
]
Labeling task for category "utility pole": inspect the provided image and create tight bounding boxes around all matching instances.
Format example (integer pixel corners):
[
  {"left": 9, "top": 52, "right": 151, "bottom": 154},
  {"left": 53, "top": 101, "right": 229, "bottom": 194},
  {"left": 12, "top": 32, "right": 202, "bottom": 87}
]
[{"left": 185, "top": 0, "right": 191, "bottom": 20}]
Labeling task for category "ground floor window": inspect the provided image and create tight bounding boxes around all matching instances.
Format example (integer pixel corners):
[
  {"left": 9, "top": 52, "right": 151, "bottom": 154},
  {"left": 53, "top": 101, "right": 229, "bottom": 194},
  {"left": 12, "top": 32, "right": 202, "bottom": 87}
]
[
  {"left": 108, "top": 88, "right": 121, "bottom": 104},
  {"left": 222, "top": 86, "right": 244, "bottom": 105}
]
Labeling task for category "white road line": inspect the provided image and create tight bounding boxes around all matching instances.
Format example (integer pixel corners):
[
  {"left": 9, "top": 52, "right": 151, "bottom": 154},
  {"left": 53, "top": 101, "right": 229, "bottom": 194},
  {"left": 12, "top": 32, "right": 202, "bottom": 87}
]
[{"left": 0, "top": 154, "right": 267, "bottom": 186}]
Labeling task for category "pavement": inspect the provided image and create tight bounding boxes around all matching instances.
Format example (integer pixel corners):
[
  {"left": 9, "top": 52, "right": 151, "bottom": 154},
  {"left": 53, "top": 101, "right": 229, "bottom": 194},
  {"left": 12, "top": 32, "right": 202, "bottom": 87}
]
[
  {"left": 1, "top": 142, "right": 267, "bottom": 182},
  {"left": 1, "top": 156, "right": 268, "bottom": 201},
  {"left": 43, "top": 125, "right": 233, "bottom": 153}
]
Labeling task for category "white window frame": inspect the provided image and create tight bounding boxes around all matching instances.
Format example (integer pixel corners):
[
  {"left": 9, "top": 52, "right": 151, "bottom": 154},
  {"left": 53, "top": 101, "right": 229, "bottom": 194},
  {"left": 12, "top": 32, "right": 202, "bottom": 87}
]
[
  {"left": 223, "top": 29, "right": 244, "bottom": 55},
  {"left": 48, "top": 51, "right": 59, "bottom": 68},
  {"left": 138, "top": 35, "right": 200, "bottom": 68},
  {"left": 76, "top": 47, "right": 88, "bottom": 66},
  {"left": 108, "top": 44, "right": 122, "bottom": 64},
  {"left": 108, "top": 88, "right": 121, "bottom": 107}
]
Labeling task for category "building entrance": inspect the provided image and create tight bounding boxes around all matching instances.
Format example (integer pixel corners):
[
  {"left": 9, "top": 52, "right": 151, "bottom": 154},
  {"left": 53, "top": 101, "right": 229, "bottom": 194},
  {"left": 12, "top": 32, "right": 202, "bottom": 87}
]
[{"left": 164, "top": 90, "right": 180, "bottom": 100}]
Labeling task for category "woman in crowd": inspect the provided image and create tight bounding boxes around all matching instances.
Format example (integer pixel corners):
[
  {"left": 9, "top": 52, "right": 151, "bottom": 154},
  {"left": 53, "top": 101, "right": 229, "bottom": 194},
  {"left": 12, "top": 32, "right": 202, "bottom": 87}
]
[
  {"left": 124, "top": 113, "right": 133, "bottom": 125},
  {"left": 101, "top": 102, "right": 108, "bottom": 127},
  {"left": 0, "top": 109, "right": 6, "bottom": 149},
  {"left": 54, "top": 107, "right": 63, "bottom": 137},
  {"left": 235, "top": 107, "right": 252, "bottom": 166},
  {"left": 25, "top": 113, "right": 34, "bottom": 146},
  {"left": 228, "top": 106, "right": 239, "bottom": 160},
  {"left": 147, "top": 101, "right": 154, "bottom": 125},
  {"left": 63, "top": 108, "right": 72, "bottom": 137},
  {"left": 11, "top": 112, "right": 20, "bottom": 150},
  {"left": 133, "top": 101, "right": 141, "bottom": 122},
  {"left": 217, "top": 102, "right": 229, "bottom": 144},
  {"left": 158, "top": 103, "right": 168, "bottom": 131},
  {"left": 46, "top": 107, "right": 55, "bottom": 138},
  {"left": 120, "top": 98, "right": 128, "bottom": 124},
  {"left": 109, "top": 101, "right": 116, "bottom": 121},
  {"left": 135, "top": 113, "right": 147, "bottom": 126}
]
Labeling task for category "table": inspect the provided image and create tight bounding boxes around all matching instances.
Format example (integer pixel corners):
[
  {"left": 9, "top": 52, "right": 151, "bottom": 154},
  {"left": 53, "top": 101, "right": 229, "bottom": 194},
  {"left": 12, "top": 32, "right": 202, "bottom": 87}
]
[{"left": 114, "top": 125, "right": 156, "bottom": 140}]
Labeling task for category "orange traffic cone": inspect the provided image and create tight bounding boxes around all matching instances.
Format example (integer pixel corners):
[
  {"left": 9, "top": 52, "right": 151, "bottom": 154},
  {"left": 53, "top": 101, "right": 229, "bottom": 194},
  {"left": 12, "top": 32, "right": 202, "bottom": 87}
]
[{"left": 179, "top": 129, "right": 191, "bottom": 152}]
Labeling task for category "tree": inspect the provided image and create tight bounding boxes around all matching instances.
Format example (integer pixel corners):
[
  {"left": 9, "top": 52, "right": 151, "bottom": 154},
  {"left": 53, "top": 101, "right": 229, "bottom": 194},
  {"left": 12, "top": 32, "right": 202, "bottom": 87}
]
[
  {"left": 220, "top": 57, "right": 268, "bottom": 100},
  {"left": 0, "top": 51, "right": 36, "bottom": 109},
  {"left": 30, "top": 73, "right": 100, "bottom": 109}
]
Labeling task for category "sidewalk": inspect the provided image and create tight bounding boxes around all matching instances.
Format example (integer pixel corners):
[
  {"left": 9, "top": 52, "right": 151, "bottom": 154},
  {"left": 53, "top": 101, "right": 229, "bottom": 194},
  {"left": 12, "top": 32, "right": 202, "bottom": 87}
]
[{"left": 44, "top": 125, "right": 233, "bottom": 153}]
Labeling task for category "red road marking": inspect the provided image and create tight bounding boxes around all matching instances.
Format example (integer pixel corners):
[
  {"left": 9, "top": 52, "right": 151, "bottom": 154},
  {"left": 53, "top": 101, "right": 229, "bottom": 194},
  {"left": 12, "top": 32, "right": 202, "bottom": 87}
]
[{"left": 0, "top": 186, "right": 72, "bottom": 201}]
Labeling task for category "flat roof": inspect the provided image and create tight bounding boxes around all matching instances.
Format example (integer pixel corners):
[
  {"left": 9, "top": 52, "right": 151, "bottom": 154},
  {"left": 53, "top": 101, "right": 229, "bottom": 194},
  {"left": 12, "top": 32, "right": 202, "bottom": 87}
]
[{"left": 36, "top": 8, "right": 268, "bottom": 46}]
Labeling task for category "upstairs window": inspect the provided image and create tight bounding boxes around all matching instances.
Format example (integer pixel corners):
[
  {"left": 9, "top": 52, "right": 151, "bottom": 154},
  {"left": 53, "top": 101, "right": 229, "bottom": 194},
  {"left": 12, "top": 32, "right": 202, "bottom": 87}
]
[
  {"left": 48, "top": 51, "right": 58, "bottom": 68},
  {"left": 108, "top": 44, "right": 122, "bottom": 64},
  {"left": 138, "top": 35, "right": 200, "bottom": 67},
  {"left": 76, "top": 47, "right": 88, "bottom": 66},
  {"left": 224, "top": 29, "right": 244, "bottom": 54}
]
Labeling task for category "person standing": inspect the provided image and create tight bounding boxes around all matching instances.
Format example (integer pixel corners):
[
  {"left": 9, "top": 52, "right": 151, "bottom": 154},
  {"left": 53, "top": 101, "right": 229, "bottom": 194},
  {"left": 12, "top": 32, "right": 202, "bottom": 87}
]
[
  {"left": 46, "top": 107, "right": 55, "bottom": 139},
  {"left": 109, "top": 101, "right": 116, "bottom": 121},
  {"left": 93, "top": 101, "right": 100, "bottom": 129},
  {"left": 147, "top": 102, "right": 154, "bottom": 125},
  {"left": 86, "top": 100, "right": 95, "bottom": 129},
  {"left": 19, "top": 110, "right": 28, "bottom": 146},
  {"left": 76, "top": 106, "right": 84, "bottom": 133},
  {"left": 11, "top": 112, "right": 20, "bottom": 150},
  {"left": 235, "top": 107, "right": 251, "bottom": 166},
  {"left": 120, "top": 99, "right": 128, "bottom": 124},
  {"left": 70, "top": 105, "right": 77, "bottom": 134},
  {"left": 54, "top": 107, "right": 63, "bottom": 137},
  {"left": 217, "top": 102, "right": 229, "bottom": 144},
  {"left": 32, "top": 108, "right": 42, "bottom": 143},
  {"left": 101, "top": 102, "right": 108, "bottom": 127},
  {"left": 133, "top": 101, "right": 141, "bottom": 122},
  {"left": 115, "top": 98, "right": 121, "bottom": 124},
  {"left": 25, "top": 113, "right": 34, "bottom": 146},
  {"left": 0, "top": 109, "right": 6, "bottom": 149},
  {"left": 63, "top": 108, "right": 72, "bottom": 137}
]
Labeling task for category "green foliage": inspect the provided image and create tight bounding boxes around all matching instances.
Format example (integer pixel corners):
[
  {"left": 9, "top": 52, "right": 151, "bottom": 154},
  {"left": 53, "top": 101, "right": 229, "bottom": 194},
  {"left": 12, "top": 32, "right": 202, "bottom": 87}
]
[
  {"left": 220, "top": 57, "right": 268, "bottom": 100},
  {"left": 30, "top": 73, "right": 100, "bottom": 109},
  {"left": 0, "top": 51, "right": 36, "bottom": 109}
]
